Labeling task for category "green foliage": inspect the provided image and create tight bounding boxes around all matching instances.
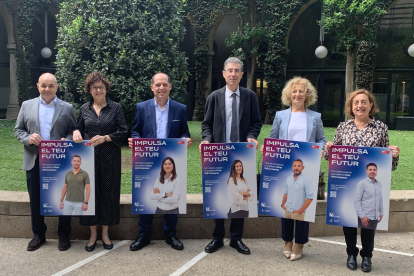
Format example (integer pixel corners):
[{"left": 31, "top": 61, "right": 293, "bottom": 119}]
[
  {"left": 186, "top": 0, "right": 230, "bottom": 120},
  {"left": 321, "top": 0, "right": 386, "bottom": 51},
  {"left": 55, "top": 0, "right": 189, "bottom": 125}
]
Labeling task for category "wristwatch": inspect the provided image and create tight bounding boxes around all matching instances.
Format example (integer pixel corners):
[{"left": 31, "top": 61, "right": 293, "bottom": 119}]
[
  {"left": 84, "top": 202, "right": 88, "bottom": 205},
  {"left": 104, "top": 135, "right": 108, "bottom": 142}
]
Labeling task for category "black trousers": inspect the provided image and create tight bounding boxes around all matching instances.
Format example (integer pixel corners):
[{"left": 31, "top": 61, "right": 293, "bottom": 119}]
[
  {"left": 281, "top": 218, "right": 309, "bottom": 244},
  {"left": 138, "top": 214, "right": 177, "bottom": 238},
  {"left": 343, "top": 226, "right": 375, "bottom": 258},
  {"left": 26, "top": 156, "right": 71, "bottom": 238},
  {"left": 213, "top": 218, "right": 244, "bottom": 241}
]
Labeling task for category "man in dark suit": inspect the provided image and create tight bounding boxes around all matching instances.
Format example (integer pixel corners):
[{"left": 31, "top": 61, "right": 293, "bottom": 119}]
[
  {"left": 129, "top": 72, "right": 191, "bottom": 251},
  {"left": 200, "top": 57, "right": 262, "bottom": 255},
  {"left": 14, "top": 73, "right": 76, "bottom": 251}
]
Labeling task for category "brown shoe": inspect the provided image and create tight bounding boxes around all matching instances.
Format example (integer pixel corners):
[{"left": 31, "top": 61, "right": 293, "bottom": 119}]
[{"left": 27, "top": 237, "right": 46, "bottom": 251}]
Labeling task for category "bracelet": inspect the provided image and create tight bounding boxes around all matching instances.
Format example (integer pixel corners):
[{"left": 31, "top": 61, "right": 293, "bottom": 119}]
[
  {"left": 84, "top": 202, "right": 88, "bottom": 204},
  {"left": 60, "top": 200, "right": 63, "bottom": 202}
]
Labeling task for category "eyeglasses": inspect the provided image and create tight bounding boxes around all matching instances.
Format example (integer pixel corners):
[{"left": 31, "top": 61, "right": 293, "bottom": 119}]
[
  {"left": 225, "top": 69, "right": 241, "bottom": 74},
  {"left": 353, "top": 100, "right": 369, "bottom": 106},
  {"left": 91, "top": 86, "right": 105, "bottom": 91}
]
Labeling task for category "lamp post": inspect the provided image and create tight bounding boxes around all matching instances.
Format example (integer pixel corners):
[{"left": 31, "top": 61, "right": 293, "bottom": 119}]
[
  {"left": 41, "top": 10, "right": 52, "bottom": 58},
  {"left": 315, "top": 3, "right": 328, "bottom": 59}
]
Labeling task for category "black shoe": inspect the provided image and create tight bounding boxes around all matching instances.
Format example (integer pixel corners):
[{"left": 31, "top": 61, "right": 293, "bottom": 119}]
[
  {"left": 85, "top": 239, "right": 97, "bottom": 252},
  {"left": 346, "top": 255, "right": 357, "bottom": 270},
  {"left": 102, "top": 240, "right": 113, "bottom": 250},
  {"left": 130, "top": 236, "right": 150, "bottom": 251},
  {"left": 27, "top": 236, "right": 46, "bottom": 251},
  {"left": 204, "top": 240, "right": 224, "bottom": 253},
  {"left": 58, "top": 236, "right": 71, "bottom": 251},
  {"left": 361, "top": 257, "right": 372, "bottom": 272},
  {"left": 166, "top": 236, "right": 184, "bottom": 250},
  {"left": 229, "top": 240, "right": 251, "bottom": 255}
]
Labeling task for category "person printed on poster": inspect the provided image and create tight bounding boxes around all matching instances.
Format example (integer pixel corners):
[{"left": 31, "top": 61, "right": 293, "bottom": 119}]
[
  {"left": 281, "top": 159, "right": 313, "bottom": 221},
  {"left": 354, "top": 163, "right": 383, "bottom": 230},
  {"left": 227, "top": 160, "right": 253, "bottom": 219},
  {"left": 151, "top": 157, "right": 182, "bottom": 215},
  {"left": 59, "top": 155, "right": 91, "bottom": 216}
]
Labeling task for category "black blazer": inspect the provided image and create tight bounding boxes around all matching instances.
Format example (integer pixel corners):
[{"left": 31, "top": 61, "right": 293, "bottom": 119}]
[{"left": 201, "top": 86, "right": 262, "bottom": 143}]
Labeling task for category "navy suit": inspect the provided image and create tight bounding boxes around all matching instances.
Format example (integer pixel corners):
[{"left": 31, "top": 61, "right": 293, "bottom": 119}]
[{"left": 131, "top": 98, "right": 190, "bottom": 238}]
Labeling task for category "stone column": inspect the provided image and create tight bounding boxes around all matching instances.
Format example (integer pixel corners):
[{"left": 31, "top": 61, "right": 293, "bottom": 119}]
[{"left": 6, "top": 43, "right": 20, "bottom": 119}]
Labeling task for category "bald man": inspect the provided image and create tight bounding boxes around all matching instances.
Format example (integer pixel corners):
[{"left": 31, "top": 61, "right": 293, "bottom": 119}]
[{"left": 14, "top": 73, "right": 76, "bottom": 251}]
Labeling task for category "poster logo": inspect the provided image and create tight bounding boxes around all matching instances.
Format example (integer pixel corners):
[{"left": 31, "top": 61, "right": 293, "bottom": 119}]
[
  {"left": 84, "top": 143, "right": 91, "bottom": 146},
  {"left": 246, "top": 145, "right": 253, "bottom": 148},
  {"left": 178, "top": 141, "right": 185, "bottom": 144},
  {"left": 312, "top": 145, "right": 319, "bottom": 149},
  {"left": 381, "top": 150, "right": 390, "bottom": 154}
]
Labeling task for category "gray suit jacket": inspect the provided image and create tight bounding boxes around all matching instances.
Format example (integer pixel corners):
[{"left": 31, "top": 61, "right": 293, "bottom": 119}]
[
  {"left": 14, "top": 97, "right": 76, "bottom": 171},
  {"left": 269, "top": 107, "right": 326, "bottom": 146}
]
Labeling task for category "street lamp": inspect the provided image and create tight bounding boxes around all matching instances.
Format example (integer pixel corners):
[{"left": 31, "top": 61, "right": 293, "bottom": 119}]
[
  {"left": 315, "top": 3, "right": 328, "bottom": 59},
  {"left": 41, "top": 10, "right": 52, "bottom": 58},
  {"left": 409, "top": 10, "right": 414, "bottom": 57}
]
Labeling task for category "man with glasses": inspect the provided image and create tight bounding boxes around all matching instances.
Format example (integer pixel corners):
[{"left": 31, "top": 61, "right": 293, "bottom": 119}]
[
  {"left": 14, "top": 73, "right": 76, "bottom": 251},
  {"left": 200, "top": 57, "right": 262, "bottom": 255}
]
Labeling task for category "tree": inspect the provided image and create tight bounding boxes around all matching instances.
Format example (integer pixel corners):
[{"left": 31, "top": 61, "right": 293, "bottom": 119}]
[
  {"left": 225, "top": 0, "right": 266, "bottom": 90},
  {"left": 55, "top": 0, "right": 188, "bottom": 125},
  {"left": 321, "top": 0, "right": 386, "bottom": 101}
]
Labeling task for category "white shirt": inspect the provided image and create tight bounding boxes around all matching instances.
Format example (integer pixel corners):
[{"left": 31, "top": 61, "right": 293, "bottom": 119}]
[
  {"left": 154, "top": 98, "right": 169, "bottom": 138},
  {"left": 288, "top": 112, "right": 307, "bottom": 142},
  {"left": 225, "top": 86, "right": 240, "bottom": 143},
  {"left": 39, "top": 96, "right": 57, "bottom": 140},
  {"left": 227, "top": 177, "right": 253, "bottom": 213},
  {"left": 151, "top": 175, "right": 181, "bottom": 211}
]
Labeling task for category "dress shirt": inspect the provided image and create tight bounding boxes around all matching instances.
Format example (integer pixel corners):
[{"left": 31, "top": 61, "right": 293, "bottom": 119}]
[
  {"left": 354, "top": 177, "right": 383, "bottom": 220},
  {"left": 227, "top": 177, "right": 253, "bottom": 213},
  {"left": 151, "top": 175, "right": 181, "bottom": 211},
  {"left": 38, "top": 96, "right": 57, "bottom": 140},
  {"left": 285, "top": 173, "right": 313, "bottom": 212},
  {"left": 154, "top": 98, "right": 170, "bottom": 139},
  {"left": 288, "top": 112, "right": 307, "bottom": 141},
  {"left": 225, "top": 86, "right": 240, "bottom": 143}
]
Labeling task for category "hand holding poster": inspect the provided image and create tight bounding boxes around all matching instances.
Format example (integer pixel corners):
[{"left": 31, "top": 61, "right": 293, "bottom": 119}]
[
  {"left": 40, "top": 140, "right": 95, "bottom": 216},
  {"left": 326, "top": 145, "right": 392, "bottom": 230},
  {"left": 258, "top": 138, "right": 322, "bottom": 222},
  {"left": 201, "top": 143, "right": 257, "bottom": 219},
  {"left": 132, "top": 138, "right": 187, "bottom": 214}
]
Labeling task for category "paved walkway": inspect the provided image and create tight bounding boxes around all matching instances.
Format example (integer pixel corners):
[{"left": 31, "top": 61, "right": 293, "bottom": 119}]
[{"left": 1, "top": 233, "right": 413, "bottom": 275}]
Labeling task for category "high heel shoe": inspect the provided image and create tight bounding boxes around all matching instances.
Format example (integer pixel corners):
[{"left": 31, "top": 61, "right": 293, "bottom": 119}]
[
  {"left": 283, "top": 241, "right": 293, "bottom": 258},
  {"left": 85, "top": 239, "right": 97, "bottom": 252},
  {"left": 290, "top": 244, "right": 303, "bottom": 261}
]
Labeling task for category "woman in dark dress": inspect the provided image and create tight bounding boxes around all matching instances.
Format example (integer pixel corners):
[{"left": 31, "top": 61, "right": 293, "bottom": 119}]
[{"left": 73, "top": 72, "right": 128, "bottom": 252}]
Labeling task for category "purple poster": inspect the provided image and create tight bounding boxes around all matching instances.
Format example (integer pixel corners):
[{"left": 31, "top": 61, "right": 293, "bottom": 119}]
[
  {"left": 259, "top": 138, "right": 322, "bottom": 222},
  {"left": 201, "top": 143, "right": 258, "bottom": 219},
  {"left": 132, "top": 138, "right": 187, "bottom": 214},
  {"left": 39, "top": 140, "right": 95, "bottom": 216},
  {"left": 326, "top": 145, "right": 392, "bottom": 230}
]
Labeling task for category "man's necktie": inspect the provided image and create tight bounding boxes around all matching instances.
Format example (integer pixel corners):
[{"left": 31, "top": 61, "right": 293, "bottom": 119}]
[{"left": 230, "top": 93, "right": 238, "bottom": 142}]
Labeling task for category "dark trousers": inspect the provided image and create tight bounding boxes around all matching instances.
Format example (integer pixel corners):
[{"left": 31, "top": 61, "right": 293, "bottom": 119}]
[
  {"left": 213, "top": 218, "right": 244, "bottom": 242},
  {"left": 138, "top": 214, "right": 177, "bottom": 238},
  {"left": 281, "top": 218, "right": 309, "bottom": 244},
  {"left": 343, "top": 226, "right": 376, "bottom": 258},
  {"left": 26, "top": 156, "right": 71, "bottom": 238},
  {"left": 358, "top": 217, "right": 378, "bottom": 230}
]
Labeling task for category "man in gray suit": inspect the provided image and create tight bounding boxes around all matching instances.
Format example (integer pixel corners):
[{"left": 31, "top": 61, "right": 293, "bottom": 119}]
[{"left": 14, "top": 73, "right": 76, "bottom": 251}]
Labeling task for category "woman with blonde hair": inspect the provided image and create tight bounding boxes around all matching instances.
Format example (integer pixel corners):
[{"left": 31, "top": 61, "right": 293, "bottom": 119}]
[{"left": 265, "top": 77, "right": 326, "bottom": 261}]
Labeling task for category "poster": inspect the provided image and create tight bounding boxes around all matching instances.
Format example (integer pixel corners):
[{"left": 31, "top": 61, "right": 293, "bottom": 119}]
[
  {"left": 39, "top": 140, "right": 95, "bottom": 216},
  {"left": 326, "top": 145, "right": 392, "bottom": 230},
  {"left": 201, "top": 143, "right": 257, "bottom": 219},
  {"left": 132, "top": 138, "right": 187, "bottom": 214},
  {"left": 258, "top": 138, "right": 322, "bottom": 222}
]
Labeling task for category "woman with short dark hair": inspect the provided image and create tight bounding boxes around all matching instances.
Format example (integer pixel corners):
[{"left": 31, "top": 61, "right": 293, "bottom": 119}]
[{"left": 73, "top": 72, "right": 128, "bottom": 252}]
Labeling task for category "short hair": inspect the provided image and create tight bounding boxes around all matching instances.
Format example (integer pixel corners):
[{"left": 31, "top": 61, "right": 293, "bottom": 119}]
[
  {"left": 293, "top": 159, "right": 303, "bottom": 165},
  {"left": 72, "top": 155, "right": 81, "bottom": 161},
  {"left": 281, "top": 77, "right": 318, "bottom": 107},
  {"left": 84, "top": 72, "right": 111, "bottom": 93},
  {"left": 223, "top": 57, "right": 244, "bottom": 72},
  {"left": 151, "top": 72, "right": 171, "bottom": 85},
  {"left": 366, "top": 163, "right": 377, "bottom": 169},
  {"left": 345, "top": 89, "right": 379, "bottom": 117}
]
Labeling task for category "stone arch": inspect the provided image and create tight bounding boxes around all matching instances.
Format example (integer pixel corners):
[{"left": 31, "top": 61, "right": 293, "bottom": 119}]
[{"left": 0, "top": 2, "right": 15, "bottom": 44}]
